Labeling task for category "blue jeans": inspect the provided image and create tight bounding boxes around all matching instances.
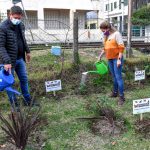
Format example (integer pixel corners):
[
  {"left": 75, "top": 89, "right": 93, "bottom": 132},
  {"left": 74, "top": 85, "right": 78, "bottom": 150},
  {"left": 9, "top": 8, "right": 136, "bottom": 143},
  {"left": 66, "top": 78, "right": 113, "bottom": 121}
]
[
  {"left": 7, "top": 58, "right": 31, "bottom": 104},
  {"left": 108, "top": 58, "right": 124, "bottom": 96}
]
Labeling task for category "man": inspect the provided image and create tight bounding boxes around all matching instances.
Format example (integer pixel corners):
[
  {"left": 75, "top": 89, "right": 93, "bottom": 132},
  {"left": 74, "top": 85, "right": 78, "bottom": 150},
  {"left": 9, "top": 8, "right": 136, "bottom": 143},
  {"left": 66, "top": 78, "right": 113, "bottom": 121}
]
[{"left": 0, "top": 5, "right": 35, "bottom": 109}]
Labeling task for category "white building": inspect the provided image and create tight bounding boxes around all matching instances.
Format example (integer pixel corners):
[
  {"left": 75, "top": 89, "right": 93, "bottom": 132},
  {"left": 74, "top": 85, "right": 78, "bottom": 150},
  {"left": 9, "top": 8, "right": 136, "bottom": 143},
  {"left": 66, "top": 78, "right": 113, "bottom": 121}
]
[
  {"left": 103, "top": 0, "right": 149, "bottom": 37},
  {"left": 0, "top": 0, "right": 96, "bottom": 28},
  {"left": 103, "top": 0, "right": 128, "bottom": 34},
  {"left": 0, "top": 0, "right": 105, "bottom": 43}
]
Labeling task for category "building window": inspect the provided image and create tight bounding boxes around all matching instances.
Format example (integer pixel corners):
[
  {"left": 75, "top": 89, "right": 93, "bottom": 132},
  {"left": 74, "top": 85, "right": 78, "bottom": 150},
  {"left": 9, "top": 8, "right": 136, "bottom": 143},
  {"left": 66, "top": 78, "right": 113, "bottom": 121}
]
[
  {"left": 124, "top": 0, "right": 128, "bottom": 6},
  {"left": 119, "top": 0, "right": 121, "bottom": 9},
  {"left": 114, "top": 2, "right": 117, "bottom": 9},
  {"left": 106, "top": 4, "right": 109, "bottom": 11},
  {"left": 111, "top": 3, "right": 113, "bottom": 11},
  {"left": 142, "top": 26, "right": 145, "bottom": 36},
  {"left": 44, "top": 9, "right": 69, "bottom": 29},
  {"left": 25, "top": 11, "right": 38, "bottom": 29},
  {"left": 90, "top": 23, "right": 96, "bottom": 29},
  {"left": 132, "top": 25, "right": 140, "bottom": 36}
]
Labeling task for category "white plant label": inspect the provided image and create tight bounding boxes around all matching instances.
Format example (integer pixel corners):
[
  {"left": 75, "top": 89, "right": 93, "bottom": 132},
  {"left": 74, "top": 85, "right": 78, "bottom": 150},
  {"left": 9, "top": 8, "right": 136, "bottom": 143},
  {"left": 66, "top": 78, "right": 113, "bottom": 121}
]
[
  {"left": 45, "top": 80, "right": 62, "bottom": 92},
  {"left": 133, "top": 98, "right": 150, "bottom": 114},
  {"left": 135, "top": 70, "right": 145, "bottom": 81}
]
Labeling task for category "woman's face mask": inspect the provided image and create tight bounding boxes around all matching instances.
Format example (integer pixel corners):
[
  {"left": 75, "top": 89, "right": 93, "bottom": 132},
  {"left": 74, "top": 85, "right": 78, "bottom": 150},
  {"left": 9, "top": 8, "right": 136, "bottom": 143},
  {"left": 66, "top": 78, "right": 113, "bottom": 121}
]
[
  {"left": 101, "top": 29, "right": 110, "bottom": 36},
  {"left": 104, "top": 30, "right": 110, "bottom": 36}
]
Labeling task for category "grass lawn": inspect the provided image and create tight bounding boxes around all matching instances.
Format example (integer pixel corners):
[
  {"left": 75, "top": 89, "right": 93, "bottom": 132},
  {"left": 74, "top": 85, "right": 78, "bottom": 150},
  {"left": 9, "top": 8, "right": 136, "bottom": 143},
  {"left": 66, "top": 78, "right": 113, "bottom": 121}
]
[{"left": 0, "top": 49, "right": 150, "bottom": 150}]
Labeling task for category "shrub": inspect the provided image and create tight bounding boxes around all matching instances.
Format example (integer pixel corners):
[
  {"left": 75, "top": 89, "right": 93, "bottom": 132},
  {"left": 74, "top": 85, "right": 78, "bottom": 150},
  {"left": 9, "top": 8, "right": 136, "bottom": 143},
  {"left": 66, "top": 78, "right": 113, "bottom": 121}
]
[{"left": 0, "top": 106, "right": 41, "bottom": 150}]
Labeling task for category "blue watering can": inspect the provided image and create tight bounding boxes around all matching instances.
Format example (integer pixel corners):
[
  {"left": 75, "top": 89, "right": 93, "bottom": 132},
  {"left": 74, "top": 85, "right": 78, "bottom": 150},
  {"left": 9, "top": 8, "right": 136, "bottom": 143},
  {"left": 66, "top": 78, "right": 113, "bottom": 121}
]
[{"left": 0, "top": 65, "right": 21, "bottom": 95}]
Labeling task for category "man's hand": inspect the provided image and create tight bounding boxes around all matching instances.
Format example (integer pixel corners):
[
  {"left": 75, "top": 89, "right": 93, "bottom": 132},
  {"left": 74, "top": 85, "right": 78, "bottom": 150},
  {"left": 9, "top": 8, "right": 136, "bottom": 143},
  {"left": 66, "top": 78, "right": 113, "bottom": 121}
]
[
  {"left": 26, "top": 53, "right": 31, "bottom": 63},
  {"left": 4, "top": 64, "right": 12, "bottom": 74}
]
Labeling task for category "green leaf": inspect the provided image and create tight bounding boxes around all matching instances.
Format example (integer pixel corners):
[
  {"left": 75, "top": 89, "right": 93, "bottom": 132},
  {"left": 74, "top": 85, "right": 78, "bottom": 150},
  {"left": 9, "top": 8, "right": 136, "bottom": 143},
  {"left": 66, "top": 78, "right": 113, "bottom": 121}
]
[{"left": 132, "top": 5, "right": 150, "bottom": 26}]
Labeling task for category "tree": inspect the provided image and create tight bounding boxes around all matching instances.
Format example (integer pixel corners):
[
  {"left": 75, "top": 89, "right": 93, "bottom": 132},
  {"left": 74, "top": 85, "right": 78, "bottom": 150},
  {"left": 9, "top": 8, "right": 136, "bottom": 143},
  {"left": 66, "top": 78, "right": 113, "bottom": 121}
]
[{"left": 131, "top": 5, "right": 150, "bottom": 26}]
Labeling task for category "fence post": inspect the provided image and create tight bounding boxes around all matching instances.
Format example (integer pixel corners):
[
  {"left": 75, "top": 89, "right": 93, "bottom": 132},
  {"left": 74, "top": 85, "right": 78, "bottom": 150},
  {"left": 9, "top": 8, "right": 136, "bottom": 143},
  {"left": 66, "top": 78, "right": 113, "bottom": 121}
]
[
  {"left": 126, "top": 0, "right": 133, "bottom": 58},
  {"left": 73, "top": 12, "right": 80, "bottom": 67}
]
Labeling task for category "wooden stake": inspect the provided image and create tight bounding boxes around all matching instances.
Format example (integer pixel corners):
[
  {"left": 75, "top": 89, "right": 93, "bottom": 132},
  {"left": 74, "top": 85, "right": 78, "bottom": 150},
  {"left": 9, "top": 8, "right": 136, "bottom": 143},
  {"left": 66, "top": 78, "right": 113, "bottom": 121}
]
[
  {"left": 140, "top": 113, "right": 143, "bottom": 121},
  {"left": 53, "top": 91, "right": 56, "bottom": 96},
  {"left": 138, "top": 80, "right": 141, "bottom": 86}
]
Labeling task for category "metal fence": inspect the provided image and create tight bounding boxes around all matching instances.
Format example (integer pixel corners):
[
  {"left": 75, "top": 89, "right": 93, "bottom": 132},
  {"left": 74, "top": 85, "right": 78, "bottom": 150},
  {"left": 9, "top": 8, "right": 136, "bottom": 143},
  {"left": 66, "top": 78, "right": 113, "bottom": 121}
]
[{"left": 1, "top": 13, "right": 150, "bottom": 44}]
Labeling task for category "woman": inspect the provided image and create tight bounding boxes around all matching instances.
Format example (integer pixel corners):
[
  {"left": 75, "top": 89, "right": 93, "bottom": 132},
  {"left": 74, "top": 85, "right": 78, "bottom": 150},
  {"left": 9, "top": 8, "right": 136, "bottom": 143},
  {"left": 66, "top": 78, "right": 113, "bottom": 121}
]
[{"left": 98, "top": 21, "right": 125, "bottom": 106}]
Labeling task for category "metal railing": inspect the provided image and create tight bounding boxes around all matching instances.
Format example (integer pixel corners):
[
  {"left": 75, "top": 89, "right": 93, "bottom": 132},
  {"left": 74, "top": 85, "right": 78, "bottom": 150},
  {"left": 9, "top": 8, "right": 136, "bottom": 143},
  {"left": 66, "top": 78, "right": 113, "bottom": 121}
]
[{"left": 0, "top": 15, "right": 150, "bottom": 44}]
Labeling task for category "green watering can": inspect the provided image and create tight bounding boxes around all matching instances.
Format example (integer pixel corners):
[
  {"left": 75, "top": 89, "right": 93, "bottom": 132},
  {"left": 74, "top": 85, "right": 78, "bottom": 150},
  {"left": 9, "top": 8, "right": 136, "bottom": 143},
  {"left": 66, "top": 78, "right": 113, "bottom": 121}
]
[
  {"left": 95, "top": 61, "right": 108, "bottom": 74},
  {"left": 80, "top": 60, "right": 108, "bottom": 86},
  {"left": 88, "top": 60, "right": 108, "bottom": 75}
]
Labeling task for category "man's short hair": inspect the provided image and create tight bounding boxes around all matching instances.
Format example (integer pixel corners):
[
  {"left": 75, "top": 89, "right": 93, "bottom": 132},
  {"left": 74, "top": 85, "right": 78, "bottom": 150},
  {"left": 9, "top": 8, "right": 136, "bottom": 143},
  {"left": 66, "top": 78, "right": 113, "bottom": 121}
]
[{"left": 10, "top": 6, "right": 23, "bottom": 15}]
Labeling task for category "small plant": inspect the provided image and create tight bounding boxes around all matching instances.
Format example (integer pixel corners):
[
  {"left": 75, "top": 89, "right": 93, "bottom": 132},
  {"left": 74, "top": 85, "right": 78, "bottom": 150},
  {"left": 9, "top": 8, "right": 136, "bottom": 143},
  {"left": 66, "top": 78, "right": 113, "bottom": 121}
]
[
  {"left": 0, "top": 106, "right": 41, "bottom": 150},
  {"left": 144, "top": 64, "right": 150, "bottom": 77},
  {"left": 78, "top": 83, "right": 87, "bottom": 95},
  {"left": 97, "top": 97, "right": 115, "bottom": 126}
]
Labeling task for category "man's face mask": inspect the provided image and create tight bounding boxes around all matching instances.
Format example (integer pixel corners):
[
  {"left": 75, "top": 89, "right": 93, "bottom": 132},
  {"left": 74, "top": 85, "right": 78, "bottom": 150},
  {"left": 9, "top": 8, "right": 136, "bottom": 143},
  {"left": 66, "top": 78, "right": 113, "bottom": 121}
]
[
  {"left": 10, "top": 14, "right": 22, "bottom": 25},
  {"left": 11, "top": 18, "right": 21, "bottom": 25}
]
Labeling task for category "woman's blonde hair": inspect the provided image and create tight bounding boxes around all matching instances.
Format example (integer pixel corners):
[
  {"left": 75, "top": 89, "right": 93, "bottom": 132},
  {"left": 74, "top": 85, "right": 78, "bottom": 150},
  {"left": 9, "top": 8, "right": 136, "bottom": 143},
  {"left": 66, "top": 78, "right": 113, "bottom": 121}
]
[{"left": 100, "top": 20, "right": 117, "bottom": 33}]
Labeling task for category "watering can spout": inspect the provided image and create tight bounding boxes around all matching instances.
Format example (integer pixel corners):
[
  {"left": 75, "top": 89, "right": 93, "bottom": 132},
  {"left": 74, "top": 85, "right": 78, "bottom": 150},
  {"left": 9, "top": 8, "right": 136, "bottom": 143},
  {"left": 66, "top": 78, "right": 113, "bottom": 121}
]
[
  {"left": 87, "top": 71, "right": 100, "bottom": 74},
  {"left": 5, "top": 87, "right": 21, "bottom": 95}
]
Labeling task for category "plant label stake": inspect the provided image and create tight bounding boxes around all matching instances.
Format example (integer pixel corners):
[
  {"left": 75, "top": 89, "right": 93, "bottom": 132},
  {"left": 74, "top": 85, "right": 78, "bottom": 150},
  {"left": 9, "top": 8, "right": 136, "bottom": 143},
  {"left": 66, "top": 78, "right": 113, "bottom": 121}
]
[
  {"left": 133, "top": 98, "right": 150, "bottom": 121},
  {"left": 45, "top": 80, "right": 62, "bottom": 96},
  {"left": 140, "top": 113, "right": 143, "bottom": 121},
  {"left": 53, "top": 91, "right": 56, "bottom": 96}
]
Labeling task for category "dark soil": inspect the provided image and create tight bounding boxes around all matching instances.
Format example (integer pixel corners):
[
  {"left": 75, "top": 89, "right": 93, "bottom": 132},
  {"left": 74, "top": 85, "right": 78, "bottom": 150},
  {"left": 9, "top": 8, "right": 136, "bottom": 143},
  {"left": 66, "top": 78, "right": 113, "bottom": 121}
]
[
  {"left": 82, "top": 107, "right": 126, "bottom": 137},
  {"left": 135, "top": 119, "right": 150, "bottom": 139},
  {"left": 91, "top": 118, "right": 125, "bottom": 137}
]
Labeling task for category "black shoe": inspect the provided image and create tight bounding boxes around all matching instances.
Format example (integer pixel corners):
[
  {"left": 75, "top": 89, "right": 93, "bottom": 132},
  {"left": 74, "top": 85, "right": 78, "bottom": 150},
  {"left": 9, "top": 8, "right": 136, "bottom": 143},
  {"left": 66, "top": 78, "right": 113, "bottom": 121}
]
[
  {"left": 110, "top": 91, "right": 118, "bottom": 98},
  {"left": 118, "top": 95, "right": 125, "bottom": 106}
]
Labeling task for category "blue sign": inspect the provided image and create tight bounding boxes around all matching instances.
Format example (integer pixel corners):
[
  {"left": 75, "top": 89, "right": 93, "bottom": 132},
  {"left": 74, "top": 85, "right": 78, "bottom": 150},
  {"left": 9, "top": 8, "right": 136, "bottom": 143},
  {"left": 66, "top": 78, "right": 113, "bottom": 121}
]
[
  {"left": 12, "top": 0, "right": 21, "bottom": 4},
  {"left": 51, "top": 46, "right": 62, "bottom": 56}
]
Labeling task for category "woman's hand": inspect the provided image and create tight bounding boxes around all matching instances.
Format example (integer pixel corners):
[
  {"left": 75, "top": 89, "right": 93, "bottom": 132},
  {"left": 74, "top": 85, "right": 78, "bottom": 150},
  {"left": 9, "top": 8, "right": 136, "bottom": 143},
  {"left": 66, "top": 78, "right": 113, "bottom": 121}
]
[
  {"left": 117, "top": 59, "right": 121, "bottom": 67},
  {"left": 98, "top": 56, "right": 102, "bottom": 61}
]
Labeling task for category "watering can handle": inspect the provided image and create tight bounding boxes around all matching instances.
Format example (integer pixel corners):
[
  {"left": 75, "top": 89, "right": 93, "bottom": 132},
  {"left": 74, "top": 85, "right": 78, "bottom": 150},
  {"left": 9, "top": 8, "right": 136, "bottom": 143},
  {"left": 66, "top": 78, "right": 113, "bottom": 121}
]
[
  {"left": 95, "top": 60, "right": 107, "bottom": 63},
  {"left": 95, "top": 60, "right": 103, "bottom": 64}
]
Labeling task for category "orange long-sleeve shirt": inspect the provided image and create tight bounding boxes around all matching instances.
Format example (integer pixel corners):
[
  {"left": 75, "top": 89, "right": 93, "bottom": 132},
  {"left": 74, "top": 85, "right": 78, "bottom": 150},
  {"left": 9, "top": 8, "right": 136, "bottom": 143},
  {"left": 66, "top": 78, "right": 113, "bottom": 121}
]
[{"left": 104, "top": 31, "right": 125, "bottom": 59}]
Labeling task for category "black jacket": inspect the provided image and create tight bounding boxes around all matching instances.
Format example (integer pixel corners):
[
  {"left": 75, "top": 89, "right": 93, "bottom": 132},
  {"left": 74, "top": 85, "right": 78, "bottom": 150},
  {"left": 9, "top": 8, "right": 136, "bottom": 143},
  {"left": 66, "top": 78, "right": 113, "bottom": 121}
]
[{"left": 0, "top": 19, "right": 30, "bottom": 67}]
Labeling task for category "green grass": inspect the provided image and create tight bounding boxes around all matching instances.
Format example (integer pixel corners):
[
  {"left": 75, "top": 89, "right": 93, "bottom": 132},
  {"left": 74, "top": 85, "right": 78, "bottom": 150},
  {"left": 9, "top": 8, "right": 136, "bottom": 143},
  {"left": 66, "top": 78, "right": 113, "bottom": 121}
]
[{"left": 0, "top": 49, "right": 150, "bottom": 150}]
